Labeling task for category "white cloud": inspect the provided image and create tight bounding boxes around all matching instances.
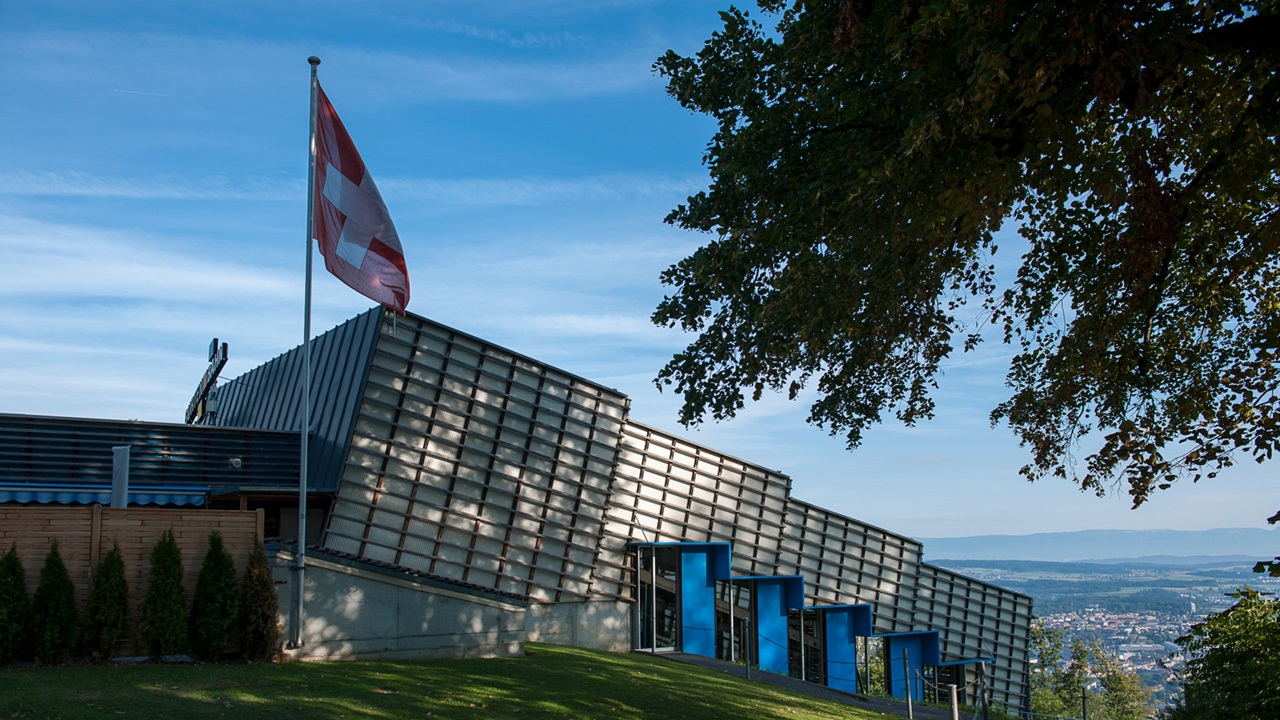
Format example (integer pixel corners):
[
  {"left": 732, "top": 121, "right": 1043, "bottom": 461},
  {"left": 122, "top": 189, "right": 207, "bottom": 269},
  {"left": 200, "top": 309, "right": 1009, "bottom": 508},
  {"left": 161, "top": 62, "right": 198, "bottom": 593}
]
[
  {"left": 330, "top": 46, "right": 656, "bottom": 103},
  {"left": 528, "top": 312, "right": 664, "bottom": 339},
  {"left": 382, "top": 173, "right": 704, "bottom": 206},
  {"left": 0, "top": 171, "right": 300, "bottom": 201},
  {"left": 0, "top": 212, "right": 303, "bottom": 421},
  {"left": 400, "top": 18, "right": 586, "bottom": 49},
  {"left": 0, "top": 214, "right": 294, "bottom": 301},
  {"left": 0, "top": 29, "right": 662, "bottom": 106},
  {"left": 0, "top": 170, "right": 703, "bottom": 208}
]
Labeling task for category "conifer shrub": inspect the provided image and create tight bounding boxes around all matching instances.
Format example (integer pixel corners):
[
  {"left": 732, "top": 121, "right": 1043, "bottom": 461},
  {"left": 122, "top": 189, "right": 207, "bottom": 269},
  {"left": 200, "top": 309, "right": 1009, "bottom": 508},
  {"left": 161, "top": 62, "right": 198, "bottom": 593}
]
[
  {"left": 189, "top": 530, "right": 238, "bottom": 661},
  {"left": 31, "top": 541, "right": 78, "bottom": 665},
  {"left": 140, "top": 528, "right": 187, "bottom": 660},
  {"left": 83, "top": 543, "right": 129, "bottom": 663},
  {"left": 0, "top": 544, "right": 31, "bottom": 664},
  {"left": 238, "top": 540, "right": 281, "bottom": 662}
]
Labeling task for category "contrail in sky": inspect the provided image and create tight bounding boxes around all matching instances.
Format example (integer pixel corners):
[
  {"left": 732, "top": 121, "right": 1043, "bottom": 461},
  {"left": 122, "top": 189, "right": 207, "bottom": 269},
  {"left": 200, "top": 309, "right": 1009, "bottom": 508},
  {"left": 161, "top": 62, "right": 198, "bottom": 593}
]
[{"left": 113, "top": 88, "right": 184, "bottom": 98}]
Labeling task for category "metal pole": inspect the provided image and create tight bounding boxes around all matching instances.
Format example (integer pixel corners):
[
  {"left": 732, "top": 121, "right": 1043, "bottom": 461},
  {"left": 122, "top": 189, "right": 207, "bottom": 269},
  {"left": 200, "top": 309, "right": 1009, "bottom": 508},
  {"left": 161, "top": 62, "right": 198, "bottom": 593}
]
[
  {"left": 865, "top": 635, "right": 875, "bottom": 691},
  {"left": 981, "top": 664, "right": 990, "bottom": 720},
  {"left": 799, "top": 608, "right": 806, "bottom": 682},
  {"left": 650, "top": 546, "right": 658, "bottom": 653},
  {"left": 633, "top": 545, "right": 641, "bottom": 650},
  {"left": 292, "top": 54, "right": 320, "bottom": 650},
  {"left": 728, "top": 580, "right": 735, "bottom": 664},
  {"left": 949, "top": 683, "right": 959, "bottom": 720},
  {"left": 745, "top": 583, "right": 752, "bottom": 680},
  {"left": 1081, "top": 685, "right": 1087, "bottom": 720},
  {"left": 904, "top": 652, "right": 914, "bottom": 720}
]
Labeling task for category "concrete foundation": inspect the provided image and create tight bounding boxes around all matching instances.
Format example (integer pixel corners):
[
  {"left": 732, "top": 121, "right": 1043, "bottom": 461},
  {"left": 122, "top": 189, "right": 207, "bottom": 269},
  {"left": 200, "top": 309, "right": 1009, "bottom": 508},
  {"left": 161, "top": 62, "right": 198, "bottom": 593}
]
[
  {"left": 274, "top": 549, "right": 527, "bottom": 661},
  {"left": 525, "top": 600, "right": 632, "bottom": 652}
]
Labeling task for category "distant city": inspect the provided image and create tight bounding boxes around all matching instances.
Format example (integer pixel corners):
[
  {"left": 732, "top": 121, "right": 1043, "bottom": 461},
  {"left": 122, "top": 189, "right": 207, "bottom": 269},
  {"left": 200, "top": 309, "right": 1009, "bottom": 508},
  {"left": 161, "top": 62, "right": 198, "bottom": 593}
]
[{"left": 926, "top": 527, "right": 1280, "bottom": 708}]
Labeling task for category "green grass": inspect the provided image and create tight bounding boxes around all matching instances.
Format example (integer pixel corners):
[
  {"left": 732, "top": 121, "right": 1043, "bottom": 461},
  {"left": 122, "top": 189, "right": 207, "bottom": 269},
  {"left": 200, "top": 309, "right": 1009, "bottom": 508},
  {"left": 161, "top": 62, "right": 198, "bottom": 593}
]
[{"left": 0, "top": 643, "right": 885, "bottom": 720}]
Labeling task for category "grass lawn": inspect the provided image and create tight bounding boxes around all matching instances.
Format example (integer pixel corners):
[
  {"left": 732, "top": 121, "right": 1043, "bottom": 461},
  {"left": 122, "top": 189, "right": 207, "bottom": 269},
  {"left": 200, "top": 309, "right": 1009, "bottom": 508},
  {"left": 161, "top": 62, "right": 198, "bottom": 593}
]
[{"left": 0, "top": 643, "right": 886, "bottom": 720}]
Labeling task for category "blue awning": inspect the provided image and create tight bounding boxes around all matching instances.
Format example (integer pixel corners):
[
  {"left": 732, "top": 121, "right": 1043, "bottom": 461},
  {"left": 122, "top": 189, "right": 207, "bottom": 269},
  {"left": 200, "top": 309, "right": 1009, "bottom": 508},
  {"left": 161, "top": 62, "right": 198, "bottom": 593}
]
[{"left": 0, "top": 483, "right": 208, "bottom": 507}]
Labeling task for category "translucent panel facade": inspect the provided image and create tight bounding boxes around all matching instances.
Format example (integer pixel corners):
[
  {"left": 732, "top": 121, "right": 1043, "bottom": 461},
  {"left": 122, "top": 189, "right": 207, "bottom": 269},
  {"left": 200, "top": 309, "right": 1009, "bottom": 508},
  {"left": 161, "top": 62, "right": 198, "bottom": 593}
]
[
  {"left": 915, "top": 563, "right": 1032, "bottom": 711},
  {"left": 777, "top": 500, "right": 923, "bottom": 633},
  {"left": 594, "top": 421, "right": 793, "bottom": 597},
  {"left": 594, "top": 428, "right": 1030, "bottom": 708},
  {"left": 325, "top": 314, "right": 629, "bottom": 603}
]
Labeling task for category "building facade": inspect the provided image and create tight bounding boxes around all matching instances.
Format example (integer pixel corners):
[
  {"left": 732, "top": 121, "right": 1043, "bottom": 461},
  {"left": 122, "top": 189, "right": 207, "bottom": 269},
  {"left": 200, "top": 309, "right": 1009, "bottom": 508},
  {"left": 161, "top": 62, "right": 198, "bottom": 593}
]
[{"left": 198, "top": 307, "right": 1032, "bottom": 711}]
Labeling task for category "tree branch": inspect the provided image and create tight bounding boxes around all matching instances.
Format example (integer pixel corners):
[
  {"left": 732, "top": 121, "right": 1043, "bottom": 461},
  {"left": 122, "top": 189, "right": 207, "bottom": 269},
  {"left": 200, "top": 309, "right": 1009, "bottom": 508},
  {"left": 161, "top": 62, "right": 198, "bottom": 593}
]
[{"left": 1193, "top": 13, "right": 1280, "bottom": 57}]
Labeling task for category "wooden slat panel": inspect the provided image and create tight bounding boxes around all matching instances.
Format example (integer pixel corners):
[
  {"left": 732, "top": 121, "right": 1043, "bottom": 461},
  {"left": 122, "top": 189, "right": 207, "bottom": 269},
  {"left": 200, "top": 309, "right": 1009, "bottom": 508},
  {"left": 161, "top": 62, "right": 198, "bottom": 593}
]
[{"left": 0, "top": 505, "right": 262, "bottom": 658}]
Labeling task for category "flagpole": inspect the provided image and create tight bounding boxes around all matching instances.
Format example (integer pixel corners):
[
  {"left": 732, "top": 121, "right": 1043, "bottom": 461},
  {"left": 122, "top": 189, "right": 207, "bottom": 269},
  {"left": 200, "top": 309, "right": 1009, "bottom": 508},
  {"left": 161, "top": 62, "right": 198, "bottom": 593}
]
[{"left": 293, "top": 54, "right": 321, "bottom": 650}]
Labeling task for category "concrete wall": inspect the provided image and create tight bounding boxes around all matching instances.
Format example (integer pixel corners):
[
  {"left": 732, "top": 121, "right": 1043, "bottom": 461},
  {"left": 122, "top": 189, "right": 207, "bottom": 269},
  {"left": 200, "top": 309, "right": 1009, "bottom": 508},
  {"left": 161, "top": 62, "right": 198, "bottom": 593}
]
[
  {"left": 274, "top": 549, "right": 527, "bottom": 661},
  {"left": 525, "top": 600, "right": 632, "bottom": 653}
]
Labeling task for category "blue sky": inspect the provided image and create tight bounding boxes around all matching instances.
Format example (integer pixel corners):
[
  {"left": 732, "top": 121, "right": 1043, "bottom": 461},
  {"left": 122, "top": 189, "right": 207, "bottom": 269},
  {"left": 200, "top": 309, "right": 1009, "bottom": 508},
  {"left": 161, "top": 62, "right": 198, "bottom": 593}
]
[{"left": 1, "top": 0, "right": 1273, "bottom": 539}]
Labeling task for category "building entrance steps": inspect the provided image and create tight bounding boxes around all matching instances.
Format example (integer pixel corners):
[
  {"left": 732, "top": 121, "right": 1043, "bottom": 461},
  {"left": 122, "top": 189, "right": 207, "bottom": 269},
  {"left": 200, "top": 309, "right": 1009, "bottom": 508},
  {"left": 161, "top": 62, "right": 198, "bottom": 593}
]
[{"left": 649, "top": 651, "right": 959, "bottom": 720}]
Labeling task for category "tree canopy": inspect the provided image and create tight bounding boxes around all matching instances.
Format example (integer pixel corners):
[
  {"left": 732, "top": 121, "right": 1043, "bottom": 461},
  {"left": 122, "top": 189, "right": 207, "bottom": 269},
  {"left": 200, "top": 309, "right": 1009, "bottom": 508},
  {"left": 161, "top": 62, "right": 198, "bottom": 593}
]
[
  {"left": 653, "top": 1, "right": 1279, "bottom": 520},
  {"left": 1168, "top": 588, "right": 1280, "bottom": 720},
  {"left": 1030, "top": 620, "right": 1151, "bottom": 720}
]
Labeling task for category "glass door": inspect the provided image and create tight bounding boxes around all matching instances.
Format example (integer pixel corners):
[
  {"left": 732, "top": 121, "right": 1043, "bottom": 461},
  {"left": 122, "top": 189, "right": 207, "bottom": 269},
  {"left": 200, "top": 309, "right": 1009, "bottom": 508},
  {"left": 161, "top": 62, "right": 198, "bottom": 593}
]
[{"left": 634, "top": 545, "right": 679, "bottom": 651}]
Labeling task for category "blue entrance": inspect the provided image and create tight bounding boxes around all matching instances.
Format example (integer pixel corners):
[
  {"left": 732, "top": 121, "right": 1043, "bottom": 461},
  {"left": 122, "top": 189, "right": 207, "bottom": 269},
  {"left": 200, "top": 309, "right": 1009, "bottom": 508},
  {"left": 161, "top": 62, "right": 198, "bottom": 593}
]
[
  {"left": 814, "top": 604, "right": 873, "bottom": 693},
  {"left": 630, "top": 540, "right": 962, "bottom": 699},
  {"left": 881, "top": 631, "right": 942, "bottom": 701}
]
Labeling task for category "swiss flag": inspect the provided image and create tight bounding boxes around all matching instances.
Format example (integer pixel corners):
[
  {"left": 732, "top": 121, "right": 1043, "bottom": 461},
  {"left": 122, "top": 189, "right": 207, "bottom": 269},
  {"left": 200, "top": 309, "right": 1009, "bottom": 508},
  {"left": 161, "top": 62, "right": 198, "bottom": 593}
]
[{"left": 312, "top": 83, "right": 410, "bottom": 312}]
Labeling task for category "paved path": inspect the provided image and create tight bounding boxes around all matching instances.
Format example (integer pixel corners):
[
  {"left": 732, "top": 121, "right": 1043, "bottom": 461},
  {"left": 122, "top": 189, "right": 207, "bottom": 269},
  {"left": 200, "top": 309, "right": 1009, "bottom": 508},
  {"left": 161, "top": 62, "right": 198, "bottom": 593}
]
[{"left": 652, "top": 651, "right": 958, "bottom": 720}]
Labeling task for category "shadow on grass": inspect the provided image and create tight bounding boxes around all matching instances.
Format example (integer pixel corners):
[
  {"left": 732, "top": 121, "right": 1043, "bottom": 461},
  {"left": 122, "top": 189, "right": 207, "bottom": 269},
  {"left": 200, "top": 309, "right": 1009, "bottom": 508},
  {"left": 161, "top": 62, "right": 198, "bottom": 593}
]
[{"left": 0, "top": 644, "right": 876, "bottom": 720}]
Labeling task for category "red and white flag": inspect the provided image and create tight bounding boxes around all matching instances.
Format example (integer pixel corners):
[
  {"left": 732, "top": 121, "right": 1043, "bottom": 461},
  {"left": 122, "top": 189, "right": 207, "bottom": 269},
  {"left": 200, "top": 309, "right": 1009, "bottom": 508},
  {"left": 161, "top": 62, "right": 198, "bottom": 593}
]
[{"left": 312, "top": 83, "right": 410, "bottom": 312}]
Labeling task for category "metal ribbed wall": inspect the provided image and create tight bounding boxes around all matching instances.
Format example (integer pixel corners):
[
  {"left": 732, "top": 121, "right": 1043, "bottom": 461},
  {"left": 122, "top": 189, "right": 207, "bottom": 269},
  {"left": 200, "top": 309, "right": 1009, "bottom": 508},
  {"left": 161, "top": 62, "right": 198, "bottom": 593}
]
[
  {"left": 777, "top": 500, "right": 923, "bottom": 633},
  {"left": 204, "top": 308, "right": 382, "bottom": 492},
  {"left": 0, "top": 413, "right": 298, "bottom": 490},
  {"left": 915, "top": 563, "right": 1032, "bottom": 711},
  {"left": 323, "top": 313, "right": 630, "bottom": 603},
  {"left": 593, "top": 421, "right": 793, "bottom": 597},
  {"left": 596, "top": 427, "right": 1028, "bottom": 707}
]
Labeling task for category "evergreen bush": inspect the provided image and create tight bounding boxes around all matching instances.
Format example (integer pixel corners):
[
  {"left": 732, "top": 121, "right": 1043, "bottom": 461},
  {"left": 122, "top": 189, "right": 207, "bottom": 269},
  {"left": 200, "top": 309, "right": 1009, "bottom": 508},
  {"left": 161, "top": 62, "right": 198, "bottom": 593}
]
[
  {"left": 83, "top": 543, "right": 129, "bottom": 663},
  {"left": 140, "top": 528, "right": 187, "bottom": 660},
  {"left": 31, "top": 541, "right": 78, "bottom": 665},
  {"left": 238, "top": 540, "right": 281, "bottom": 662},
  {"left": 0, "top": 544, "right": 31, "bottom": 664},
  {"left": 189, "top": 531, "right": 238, "bottom": 661}
]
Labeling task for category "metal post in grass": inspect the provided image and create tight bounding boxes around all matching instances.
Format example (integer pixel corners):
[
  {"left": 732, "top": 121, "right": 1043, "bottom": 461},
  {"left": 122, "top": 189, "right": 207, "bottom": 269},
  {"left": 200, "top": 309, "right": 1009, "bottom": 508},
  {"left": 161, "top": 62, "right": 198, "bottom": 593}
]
[
  {"left": 745, "top": 583, "right": 752, "bottom": 681},
  {"left": 948, "top": 683, "right": 959, "bottom": 720},
  {"left": 981, "top": 664, "right": 990, "bottom": 720},
  {"left": 633, "top": 545, "right": 642, "bottom": 651},
  {"left": 862, "top": 637, "right": 870, "bottom": 694},
  {"left": 904, "top": 652, "right": 913, "bottom": 720},
  {"left": 651, "top": 545, "right": 658, "bottom": 653},
  {"left": 728, "top": 579, "right": 735, "bottom": 665},
  {"left": 799, "top": 608, "right": 806, "bottom": 682}
]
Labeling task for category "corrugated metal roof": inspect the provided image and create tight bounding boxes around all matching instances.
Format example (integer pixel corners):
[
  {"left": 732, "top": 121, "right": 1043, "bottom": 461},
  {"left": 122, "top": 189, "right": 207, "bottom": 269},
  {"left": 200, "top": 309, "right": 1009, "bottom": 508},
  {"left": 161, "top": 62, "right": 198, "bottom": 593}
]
[
  {"left": 0, "top": 482, "right": 207, "bottom": 507},
  {"left": 204, "top": 307, "right": 381, "bottom": 493},
  {"left": 0, "top": 413, "right": 298, "bottom": 491}
]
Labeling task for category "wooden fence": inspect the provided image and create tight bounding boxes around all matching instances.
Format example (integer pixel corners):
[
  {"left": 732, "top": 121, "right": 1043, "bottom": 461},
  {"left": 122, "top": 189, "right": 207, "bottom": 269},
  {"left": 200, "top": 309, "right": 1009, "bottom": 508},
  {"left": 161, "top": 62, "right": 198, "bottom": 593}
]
[{"left": 0, "top": 505, "right": 264, "bottom": 657}]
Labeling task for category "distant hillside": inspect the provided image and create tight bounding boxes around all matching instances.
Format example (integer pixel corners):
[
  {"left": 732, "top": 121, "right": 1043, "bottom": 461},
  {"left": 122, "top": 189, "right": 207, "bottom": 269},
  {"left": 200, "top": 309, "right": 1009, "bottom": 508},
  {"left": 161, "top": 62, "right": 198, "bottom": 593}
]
[
  {"left": 923, "top": 557, "right": 1278, "bottom": 616},
  {"left": 918, "top": 528, "right": 1277, "bottom": 562}
]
